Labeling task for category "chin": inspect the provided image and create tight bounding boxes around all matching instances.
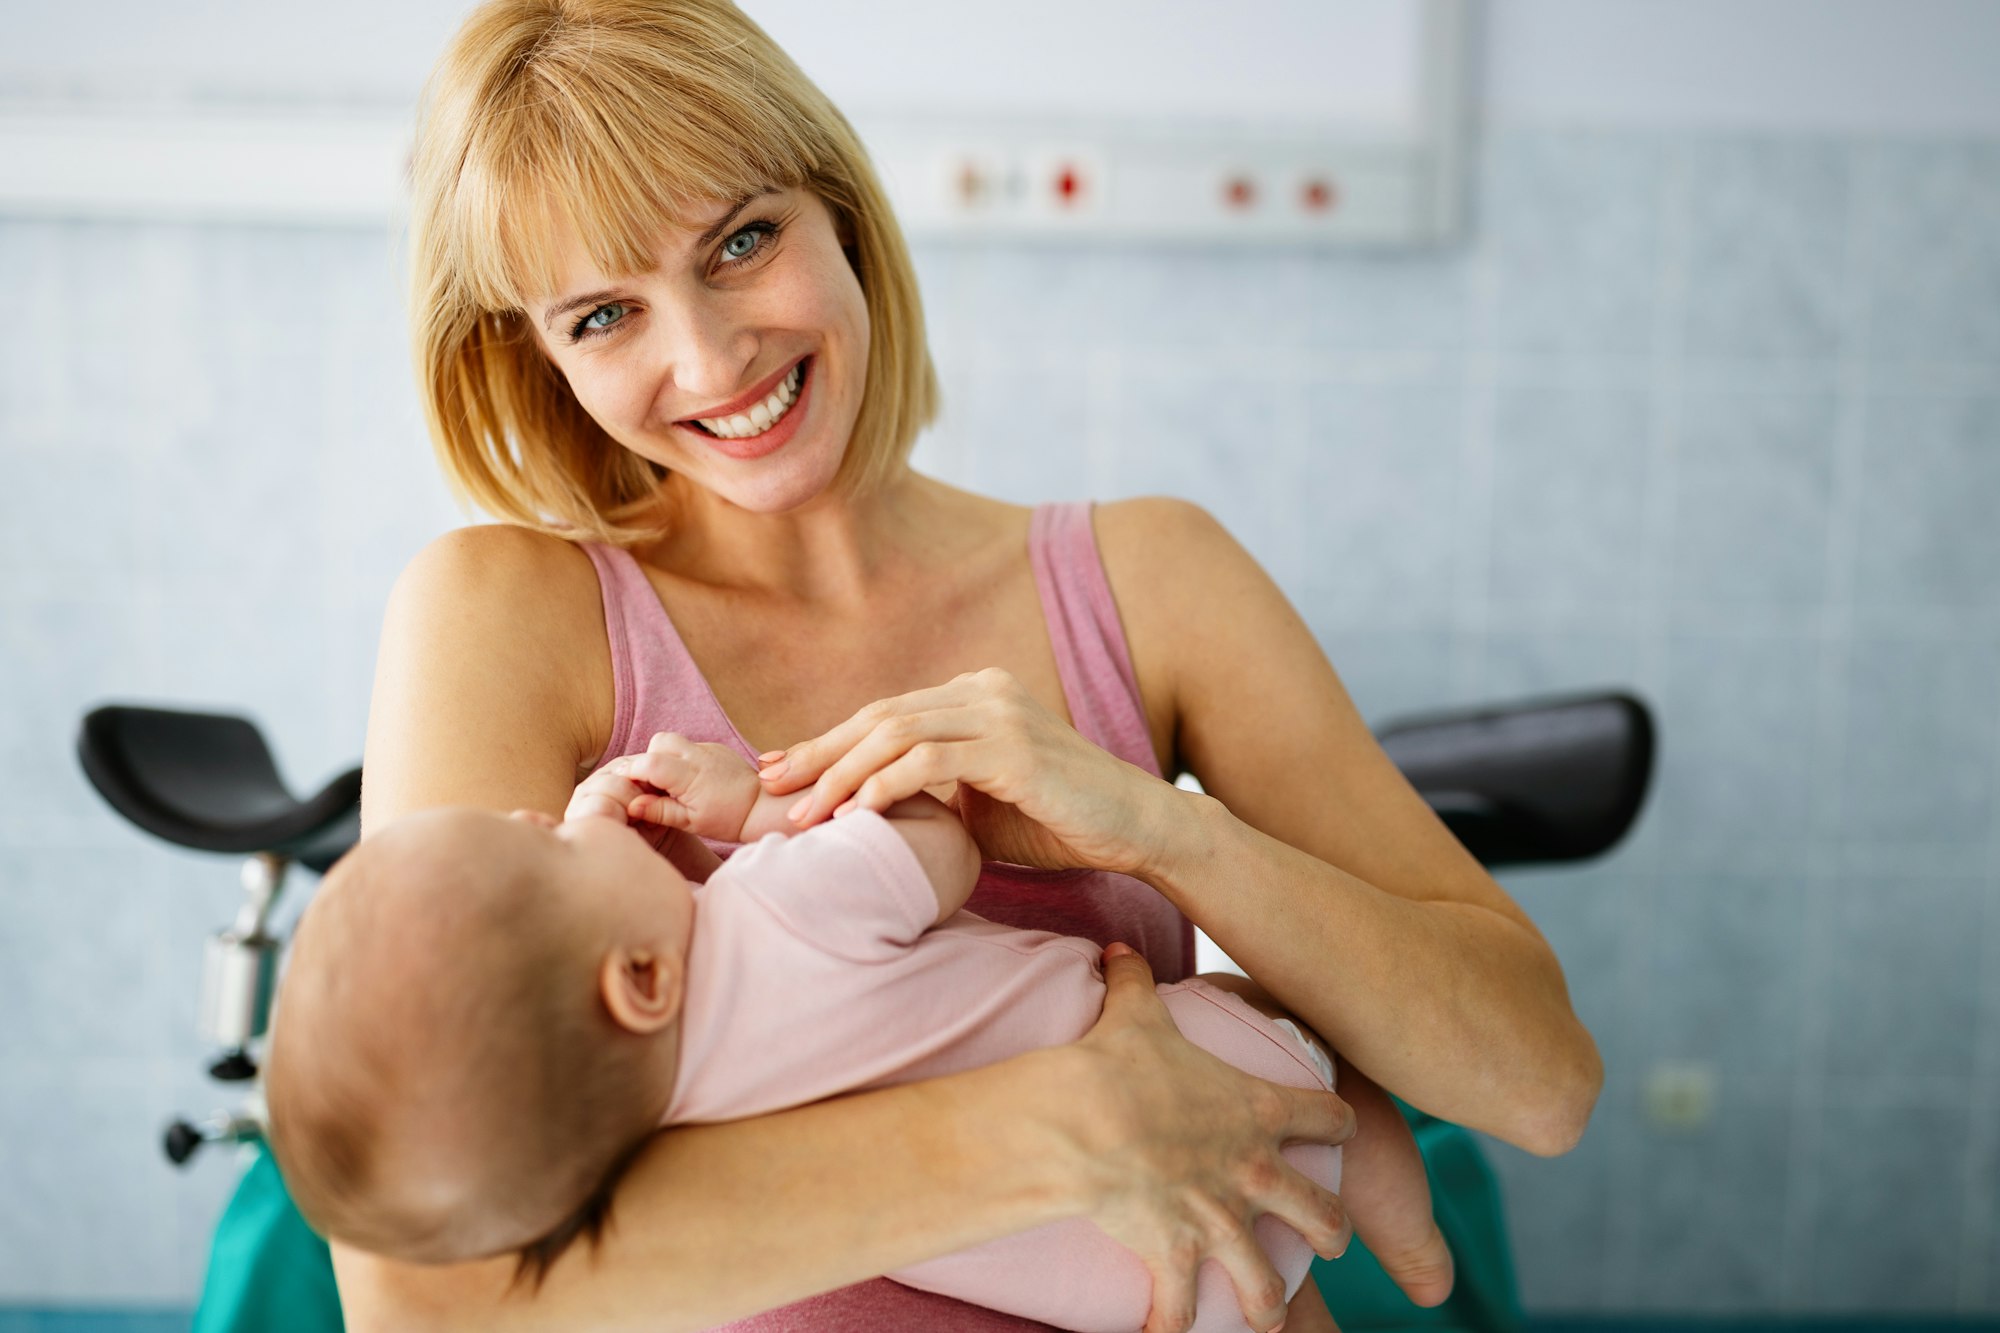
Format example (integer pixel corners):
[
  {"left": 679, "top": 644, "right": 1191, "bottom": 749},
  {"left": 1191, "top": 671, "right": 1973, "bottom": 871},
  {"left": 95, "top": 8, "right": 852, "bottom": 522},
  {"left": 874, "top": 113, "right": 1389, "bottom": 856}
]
[{"left": 703, "top": 439, "right": 854, "bottom": 515}]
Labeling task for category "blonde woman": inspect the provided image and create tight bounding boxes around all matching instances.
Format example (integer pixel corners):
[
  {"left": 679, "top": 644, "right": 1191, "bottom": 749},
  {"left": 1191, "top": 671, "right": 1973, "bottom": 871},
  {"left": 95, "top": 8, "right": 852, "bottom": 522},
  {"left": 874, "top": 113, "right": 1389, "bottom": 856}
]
[{"left": 337, "top": 1, "right": 1602, "bottom": 1329}]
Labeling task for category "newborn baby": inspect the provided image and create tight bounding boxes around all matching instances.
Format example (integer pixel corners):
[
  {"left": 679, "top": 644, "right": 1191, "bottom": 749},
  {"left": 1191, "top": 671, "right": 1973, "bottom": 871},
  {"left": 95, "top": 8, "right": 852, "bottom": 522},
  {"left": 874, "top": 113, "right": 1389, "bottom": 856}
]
[{"left": 266, "top": 733, "right": 1452, "bottom": 1331}]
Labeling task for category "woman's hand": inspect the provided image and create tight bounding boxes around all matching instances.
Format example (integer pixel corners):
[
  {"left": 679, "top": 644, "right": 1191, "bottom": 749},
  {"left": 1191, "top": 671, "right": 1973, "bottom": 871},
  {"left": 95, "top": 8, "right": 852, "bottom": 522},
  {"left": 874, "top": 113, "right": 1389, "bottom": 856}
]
[
  {"left": 755, "top": 668, "right": 1174, "bottom": 874},
  {"left": 1069, "top": 945, "right": 1356, "bottom": 1333}
]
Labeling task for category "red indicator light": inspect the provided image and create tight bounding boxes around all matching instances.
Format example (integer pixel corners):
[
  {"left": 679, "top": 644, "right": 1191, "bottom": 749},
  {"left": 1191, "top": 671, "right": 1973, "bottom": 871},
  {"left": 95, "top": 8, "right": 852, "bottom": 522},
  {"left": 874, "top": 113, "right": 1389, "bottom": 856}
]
[
  {"left": 1054, "top": 164, "right": 1084, "bottom": 206},
  {"left": 1224, "top": 175, "right": 1256, "bottom": 209},
  {"left": 1301, "top": 178, "right": 1338, "bottom": 213}
]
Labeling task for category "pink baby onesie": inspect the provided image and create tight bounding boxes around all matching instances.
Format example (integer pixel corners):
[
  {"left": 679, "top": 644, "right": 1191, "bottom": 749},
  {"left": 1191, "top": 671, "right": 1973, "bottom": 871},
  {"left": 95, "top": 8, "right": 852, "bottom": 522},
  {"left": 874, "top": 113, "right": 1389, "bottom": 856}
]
[
  {"left": 665, "top": 808, "right": 1340, "bottom": 1333},
  {"left": 582, "top": 501, "right": 1234, "bottom": 1329}
]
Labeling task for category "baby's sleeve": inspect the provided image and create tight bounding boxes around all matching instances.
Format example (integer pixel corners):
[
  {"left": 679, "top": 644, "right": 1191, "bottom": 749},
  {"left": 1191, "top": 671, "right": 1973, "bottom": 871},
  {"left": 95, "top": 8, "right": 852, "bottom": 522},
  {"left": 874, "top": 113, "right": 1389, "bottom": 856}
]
[{"left": 705, "top": 811, "right": 938, "bottom": 964}]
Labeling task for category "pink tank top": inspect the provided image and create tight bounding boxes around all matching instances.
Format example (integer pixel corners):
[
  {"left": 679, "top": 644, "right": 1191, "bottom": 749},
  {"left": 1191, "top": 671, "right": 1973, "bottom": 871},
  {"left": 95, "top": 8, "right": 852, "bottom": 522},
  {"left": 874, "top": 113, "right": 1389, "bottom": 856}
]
[{"left": 581, "top": 501, "right": 1192, "bottom": 1332}]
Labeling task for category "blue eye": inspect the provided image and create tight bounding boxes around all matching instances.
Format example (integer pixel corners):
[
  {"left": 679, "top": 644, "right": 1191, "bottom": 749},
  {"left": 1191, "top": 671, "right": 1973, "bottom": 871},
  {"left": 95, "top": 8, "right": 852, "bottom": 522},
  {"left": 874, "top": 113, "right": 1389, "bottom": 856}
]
[
  {"left": 569, "top": 302, "right": 629, "bottom": 341},
  {"left": 718, "top": 219, "right": 780, "bottom": 268}
]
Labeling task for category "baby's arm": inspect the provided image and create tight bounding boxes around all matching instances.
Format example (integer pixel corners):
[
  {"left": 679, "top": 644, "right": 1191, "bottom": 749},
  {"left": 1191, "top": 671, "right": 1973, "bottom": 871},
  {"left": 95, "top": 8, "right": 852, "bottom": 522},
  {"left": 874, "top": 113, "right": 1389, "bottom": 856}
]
[
  {"left": 580, "top": 734, "right": 981, "bottom": 920},
  {"left": 870, "top": 794, "right": 982, "bottom": 924}
]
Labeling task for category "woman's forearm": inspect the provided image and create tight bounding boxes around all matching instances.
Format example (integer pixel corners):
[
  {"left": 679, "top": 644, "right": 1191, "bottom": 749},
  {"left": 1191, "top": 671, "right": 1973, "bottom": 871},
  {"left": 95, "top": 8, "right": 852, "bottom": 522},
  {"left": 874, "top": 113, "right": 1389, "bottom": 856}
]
[
  {"left": 337, "top": 1047, "right": 1091, "bottom": 1332},
  {"left": 1140, "top": 789, "right": 1600, "bottom": 1156}
]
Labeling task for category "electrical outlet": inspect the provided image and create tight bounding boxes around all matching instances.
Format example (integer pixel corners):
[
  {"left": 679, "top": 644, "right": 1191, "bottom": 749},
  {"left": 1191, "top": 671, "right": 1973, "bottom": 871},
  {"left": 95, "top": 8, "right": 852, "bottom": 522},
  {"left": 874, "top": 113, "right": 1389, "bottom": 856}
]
[{"left": 1642, "top": 1060, "right": 1716, "bottom": 1132}]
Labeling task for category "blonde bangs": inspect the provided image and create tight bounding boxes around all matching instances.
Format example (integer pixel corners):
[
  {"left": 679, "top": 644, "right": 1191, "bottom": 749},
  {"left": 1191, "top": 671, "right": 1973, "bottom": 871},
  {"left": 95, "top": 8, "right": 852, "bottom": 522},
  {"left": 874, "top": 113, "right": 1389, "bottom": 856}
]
[
  {"left": 410, "top": 0, "right": 939, "bottom": 545},
  {"left": 453, "top": 18, "right": 835, "bottom": 312}
]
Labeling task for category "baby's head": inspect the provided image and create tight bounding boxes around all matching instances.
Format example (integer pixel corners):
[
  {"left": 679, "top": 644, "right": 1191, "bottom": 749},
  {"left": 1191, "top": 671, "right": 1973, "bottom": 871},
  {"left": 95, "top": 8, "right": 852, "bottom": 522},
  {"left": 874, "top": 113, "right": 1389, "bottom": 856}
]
[{"left": 266, "top": 805, "right": 694, "bottom": 1267}]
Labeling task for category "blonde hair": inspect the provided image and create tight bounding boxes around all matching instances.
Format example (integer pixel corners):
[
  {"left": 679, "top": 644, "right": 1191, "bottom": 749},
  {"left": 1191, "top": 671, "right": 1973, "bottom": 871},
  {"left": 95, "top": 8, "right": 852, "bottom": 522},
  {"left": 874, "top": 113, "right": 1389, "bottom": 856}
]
[{"left": 408, "top": 0, "right": 940, "bottom": 544}]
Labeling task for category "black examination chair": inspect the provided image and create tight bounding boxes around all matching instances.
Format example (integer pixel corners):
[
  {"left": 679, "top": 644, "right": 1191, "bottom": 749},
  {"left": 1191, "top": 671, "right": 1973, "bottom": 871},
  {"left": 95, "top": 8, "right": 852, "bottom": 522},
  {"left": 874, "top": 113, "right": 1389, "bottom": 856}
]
[{"left": 76, "top": 690, "right": 1652, "bottom": 1333}]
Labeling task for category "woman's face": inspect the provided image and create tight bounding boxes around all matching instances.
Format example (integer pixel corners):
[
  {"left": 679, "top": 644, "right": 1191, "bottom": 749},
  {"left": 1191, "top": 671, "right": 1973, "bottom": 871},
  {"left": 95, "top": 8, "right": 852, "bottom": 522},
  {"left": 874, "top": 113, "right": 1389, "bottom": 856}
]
[{"left": 529, "top": 188, "right": 870, "bottom": 514}]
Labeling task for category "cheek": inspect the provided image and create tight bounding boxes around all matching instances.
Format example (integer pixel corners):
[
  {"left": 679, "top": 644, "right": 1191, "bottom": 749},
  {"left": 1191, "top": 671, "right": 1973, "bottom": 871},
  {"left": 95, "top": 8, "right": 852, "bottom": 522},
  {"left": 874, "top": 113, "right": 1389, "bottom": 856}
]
[{"left": 562, "top": 355, "right": 655, "bottom": 430}]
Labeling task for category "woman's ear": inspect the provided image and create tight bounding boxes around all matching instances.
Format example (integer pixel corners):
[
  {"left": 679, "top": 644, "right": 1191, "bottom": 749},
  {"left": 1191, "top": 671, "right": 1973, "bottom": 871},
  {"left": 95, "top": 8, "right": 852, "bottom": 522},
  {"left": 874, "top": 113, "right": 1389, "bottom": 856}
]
[{"left": 599, "top": 947, "right": 684, "bottom": 1034}]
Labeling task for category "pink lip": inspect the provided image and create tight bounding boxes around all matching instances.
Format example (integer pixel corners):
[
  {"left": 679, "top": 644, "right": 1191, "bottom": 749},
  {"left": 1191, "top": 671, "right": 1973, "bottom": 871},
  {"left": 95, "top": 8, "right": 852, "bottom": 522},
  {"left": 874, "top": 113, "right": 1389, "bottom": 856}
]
[
  {"left": 678, "top": 356, "right": 808, "bottom": 423},
  {"left": 675, "top": 356, "right": 813, "bottom": 461}
]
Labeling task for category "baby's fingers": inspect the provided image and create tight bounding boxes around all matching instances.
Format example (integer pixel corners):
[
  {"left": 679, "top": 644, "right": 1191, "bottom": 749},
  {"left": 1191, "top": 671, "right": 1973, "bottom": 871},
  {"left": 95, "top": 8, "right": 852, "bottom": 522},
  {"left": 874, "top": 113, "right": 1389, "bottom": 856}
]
[
  {"left": 565, "top": 788, "right": 632, "bottom": 824},
  {"left": 623, "top": 748, "right": 701, "bottom": 793},
  {"left": 627, "top": 792, "right": 691, "bottom": 829}
]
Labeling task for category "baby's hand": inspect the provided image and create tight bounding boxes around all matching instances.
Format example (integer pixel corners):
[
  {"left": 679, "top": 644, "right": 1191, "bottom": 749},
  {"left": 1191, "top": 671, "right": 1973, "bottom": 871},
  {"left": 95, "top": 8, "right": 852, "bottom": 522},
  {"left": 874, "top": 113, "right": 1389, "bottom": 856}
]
[{"left": 567, "top": 732, "right": 762, "bottom": 842}]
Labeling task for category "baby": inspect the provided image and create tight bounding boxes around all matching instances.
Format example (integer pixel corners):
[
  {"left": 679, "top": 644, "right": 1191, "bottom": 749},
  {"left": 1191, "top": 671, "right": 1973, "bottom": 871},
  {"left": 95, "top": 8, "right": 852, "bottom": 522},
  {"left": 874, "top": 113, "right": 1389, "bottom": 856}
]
[{"left": 266, "top": 732, "right": 1453, "bottom": 1332}]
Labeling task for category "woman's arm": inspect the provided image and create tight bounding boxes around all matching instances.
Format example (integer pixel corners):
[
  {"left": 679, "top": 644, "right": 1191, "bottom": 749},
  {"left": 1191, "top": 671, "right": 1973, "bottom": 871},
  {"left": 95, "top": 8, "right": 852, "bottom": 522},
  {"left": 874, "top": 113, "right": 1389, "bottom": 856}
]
[
  {"left": 341, "top": 525, "right": 1350, "bottom": 1333},
  {"left": 759, "top": 501, "right": 1600, "bottom": 1156},
  {"left": 1098, "top": 498, "right": 1602, "bottom": 1155},
  {"left": 337, "top": 1041, "right": 1094, "bottom": 1332}
]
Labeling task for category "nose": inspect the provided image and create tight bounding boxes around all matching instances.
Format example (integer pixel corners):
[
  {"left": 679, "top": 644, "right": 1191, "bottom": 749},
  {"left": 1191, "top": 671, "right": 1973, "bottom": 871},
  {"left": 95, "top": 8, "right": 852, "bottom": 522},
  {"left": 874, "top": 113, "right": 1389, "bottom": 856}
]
[{"left": 646, "top": 289, "right": 759, "bottom": 418}]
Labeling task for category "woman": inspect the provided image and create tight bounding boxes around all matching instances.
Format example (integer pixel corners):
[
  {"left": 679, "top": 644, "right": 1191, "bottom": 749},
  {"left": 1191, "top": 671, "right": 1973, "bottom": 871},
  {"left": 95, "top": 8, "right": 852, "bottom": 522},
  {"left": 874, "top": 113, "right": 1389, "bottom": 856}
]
[{"left": 336, "top": 1, "right": 1602, "bottom": 1330}]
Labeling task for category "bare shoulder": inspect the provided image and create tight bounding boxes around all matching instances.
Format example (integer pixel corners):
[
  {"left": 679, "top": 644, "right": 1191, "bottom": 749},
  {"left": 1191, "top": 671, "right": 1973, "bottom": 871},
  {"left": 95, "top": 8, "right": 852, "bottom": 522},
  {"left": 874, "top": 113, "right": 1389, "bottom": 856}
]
[
  {"left": 365, "top": 525, "right": 613, "bottom": 828},
  {"left": 1094, "top": 498, "right": 1529, "bottom": 920},
  {"left": 1091, "top": 495, "right": 1258, "bottom": 609},
  {"left": 1089, "top": 497, "right": 1291, "bottom": 760},
  {"left": 392, "top": 522, "right": 601, "bottom": 619}
]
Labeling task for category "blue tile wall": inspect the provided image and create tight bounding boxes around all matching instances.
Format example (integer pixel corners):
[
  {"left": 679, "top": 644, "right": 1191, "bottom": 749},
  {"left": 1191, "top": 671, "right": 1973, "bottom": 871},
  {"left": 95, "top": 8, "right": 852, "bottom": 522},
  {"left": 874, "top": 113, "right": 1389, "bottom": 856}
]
[
  {"left": 1668, "top": 390, "right": 1837, "bottom": 614},
  {"left": 1680, "top": 139, "right": 1851, "bottom": 362},
  {"left": 1626, "top": 1081, "right": 1796, "bottom": 1312},
  {"left": 3, "top": 126, "right": 1998, "bottom": 1316},
  {"left": 1864, "top": 142, "right": 2000, "bottom": 365}
]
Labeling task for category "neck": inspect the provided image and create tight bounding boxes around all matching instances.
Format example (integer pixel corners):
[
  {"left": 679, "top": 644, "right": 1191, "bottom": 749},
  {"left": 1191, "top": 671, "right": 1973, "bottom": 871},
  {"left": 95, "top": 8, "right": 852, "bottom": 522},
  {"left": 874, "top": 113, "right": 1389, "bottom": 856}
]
[
  {"left": 647, "top": 466, "right": 947, "bottom": 605},
  {"left": 641, "top": 1024, "right": 686, "bottom": 1126}
]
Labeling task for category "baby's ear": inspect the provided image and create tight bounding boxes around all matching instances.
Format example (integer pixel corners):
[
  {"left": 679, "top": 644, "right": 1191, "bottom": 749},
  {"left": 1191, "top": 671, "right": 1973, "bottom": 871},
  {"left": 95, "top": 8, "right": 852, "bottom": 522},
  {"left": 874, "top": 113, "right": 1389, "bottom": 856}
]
[{"left": 599, "top": 948, "right": 683, "bottom": 1034}]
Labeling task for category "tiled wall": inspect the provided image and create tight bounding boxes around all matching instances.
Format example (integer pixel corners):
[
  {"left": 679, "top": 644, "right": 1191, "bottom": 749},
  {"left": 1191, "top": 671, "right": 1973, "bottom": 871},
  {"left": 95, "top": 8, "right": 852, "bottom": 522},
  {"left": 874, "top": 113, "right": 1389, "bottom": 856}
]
[{"left": 2, "top": 127, "right": 1996, "bottom": 1315}]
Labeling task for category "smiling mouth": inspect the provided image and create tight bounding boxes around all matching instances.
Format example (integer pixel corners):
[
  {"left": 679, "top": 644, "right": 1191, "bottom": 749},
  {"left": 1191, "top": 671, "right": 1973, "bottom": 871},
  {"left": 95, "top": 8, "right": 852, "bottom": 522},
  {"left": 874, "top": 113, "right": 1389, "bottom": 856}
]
[{"left": 682, "top": 358, "right": 808, "bottom": 439}]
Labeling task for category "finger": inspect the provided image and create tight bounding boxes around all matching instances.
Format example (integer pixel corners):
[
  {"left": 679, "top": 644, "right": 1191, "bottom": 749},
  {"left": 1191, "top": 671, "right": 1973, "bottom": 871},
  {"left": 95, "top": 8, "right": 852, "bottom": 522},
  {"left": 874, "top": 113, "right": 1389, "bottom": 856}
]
[
  {"left": 565, "top": 789, "right": 629, "bottom": 823},
  {"left": 624, "top": 749, "right": 701, "bottom": 794},
  {"left": 825, "top": 736, "right": 999, "bottom": 821},
  {"left": 569, "top": 771, "right": 644, "bottom": 811},
  {"left": 758, "top": 678, "right": 987, "bottom": 792},
  {"left": 508, "top": 808, "right": 559, "bottom": 830},
  {"left": 1141, "top": 1251, "right": 1200, "bottom": 1333},
  {"left": 1207, "top": 1220, "right": 1291, "bottom": 1333},
  {"left": 1278, "top": 1085, "right": 1359, "bottom": 1149},
  {"left": 785, "top": 710, "right": 994, "bottom": 826},
  {"left": 627, "top": 793, "right": 691, "bottom": 828},
  {"left": 1096, "top": 943, "right": 1173, "bottom": 1024},
  {"left": 645, "top": 731, "right": 699, "bottom": 756},
  {"left": 1247, "top": 1163, "right": 1352, "bottom": 1261}
]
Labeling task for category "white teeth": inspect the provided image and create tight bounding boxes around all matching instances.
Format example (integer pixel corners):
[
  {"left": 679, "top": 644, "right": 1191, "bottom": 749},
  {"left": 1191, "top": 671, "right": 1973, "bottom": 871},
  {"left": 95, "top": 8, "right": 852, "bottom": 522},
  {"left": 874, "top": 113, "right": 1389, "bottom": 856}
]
[{"left": 696, "top": 362, "right": 805, "bottom": 440}]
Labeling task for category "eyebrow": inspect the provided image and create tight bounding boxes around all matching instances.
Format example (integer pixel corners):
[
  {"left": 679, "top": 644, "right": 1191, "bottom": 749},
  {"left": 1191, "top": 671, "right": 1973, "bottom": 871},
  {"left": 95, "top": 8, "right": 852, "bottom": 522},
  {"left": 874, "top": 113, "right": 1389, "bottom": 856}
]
[{"left": 539, "top": 189, "right": 777, "bottom": 331}]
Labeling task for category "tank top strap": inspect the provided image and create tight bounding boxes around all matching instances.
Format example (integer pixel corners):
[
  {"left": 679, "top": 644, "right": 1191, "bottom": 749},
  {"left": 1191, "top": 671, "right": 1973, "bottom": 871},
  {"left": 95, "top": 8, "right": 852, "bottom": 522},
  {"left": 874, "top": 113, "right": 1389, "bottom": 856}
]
[
  {"left": 579, "top": 541, "right": 751, "bottom": 770},
  {"left": 1028, "top": 502, "right": 1164, "bottom": 779}
]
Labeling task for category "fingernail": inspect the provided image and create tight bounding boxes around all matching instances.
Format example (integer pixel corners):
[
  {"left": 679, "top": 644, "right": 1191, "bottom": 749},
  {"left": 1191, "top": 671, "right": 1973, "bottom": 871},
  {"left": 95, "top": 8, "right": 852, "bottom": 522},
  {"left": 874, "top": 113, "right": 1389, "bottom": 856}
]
[
  {"left": 759, "top": 759, "right": 788, "bottom": 781},
  {"left": 1103, "top": 941, "right": 1134, "bottom": 958},
  {"left": 787, "top": 795, "right": 811, "bottom": 822},
  {"left": 757, "top": 750, "right": 785, "bottom": 764},
  {"left": 832, "top": 799, "right": 856, "bottom": 818}
]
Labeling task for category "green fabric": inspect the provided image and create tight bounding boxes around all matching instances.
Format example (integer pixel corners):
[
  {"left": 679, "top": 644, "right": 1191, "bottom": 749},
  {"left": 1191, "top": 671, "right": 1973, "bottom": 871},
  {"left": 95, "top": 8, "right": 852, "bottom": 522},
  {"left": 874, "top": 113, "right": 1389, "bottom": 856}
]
[
  {"left": 193, "top": 1149, "right": 343, "bottom": 1333},
  {"left": 197, "top": 1107, "right": 1519, "bottom": 1333}
]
